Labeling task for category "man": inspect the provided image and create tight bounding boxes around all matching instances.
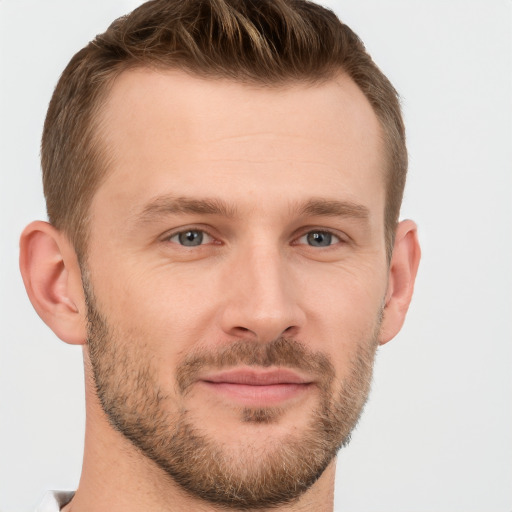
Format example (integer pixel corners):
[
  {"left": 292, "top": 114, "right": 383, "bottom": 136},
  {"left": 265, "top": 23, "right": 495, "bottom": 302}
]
[{"left": 19, "top": 0, "right": 420, "bottom": 510}]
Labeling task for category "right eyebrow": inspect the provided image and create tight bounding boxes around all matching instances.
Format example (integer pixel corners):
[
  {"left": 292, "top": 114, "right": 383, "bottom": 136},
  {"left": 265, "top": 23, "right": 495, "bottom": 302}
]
[{"left": 135, "top": 195, "right": 238, "bottom": 224}]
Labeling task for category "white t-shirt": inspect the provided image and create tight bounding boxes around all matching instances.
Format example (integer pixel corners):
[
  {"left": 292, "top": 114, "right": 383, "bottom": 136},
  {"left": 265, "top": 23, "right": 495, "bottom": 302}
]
[{"left": 35, "top": 491, "right": 75, "bottom": 512}]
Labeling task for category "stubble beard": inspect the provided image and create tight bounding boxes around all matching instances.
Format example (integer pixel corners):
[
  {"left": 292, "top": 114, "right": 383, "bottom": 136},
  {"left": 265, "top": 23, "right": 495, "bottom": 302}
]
[{"left": 84, "top": 280, "right": 379, "bottom": 510}]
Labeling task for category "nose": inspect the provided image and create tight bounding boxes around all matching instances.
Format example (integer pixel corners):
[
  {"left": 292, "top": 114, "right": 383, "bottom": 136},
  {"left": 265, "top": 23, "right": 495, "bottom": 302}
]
[{"left": 219, "top": 243, "right": 305, "bottom": 343}]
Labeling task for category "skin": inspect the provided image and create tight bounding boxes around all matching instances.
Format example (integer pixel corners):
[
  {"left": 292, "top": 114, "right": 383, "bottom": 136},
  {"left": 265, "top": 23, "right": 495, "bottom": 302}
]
[{"left": 20, "top": 69, "right": 420, "bottom": 511}]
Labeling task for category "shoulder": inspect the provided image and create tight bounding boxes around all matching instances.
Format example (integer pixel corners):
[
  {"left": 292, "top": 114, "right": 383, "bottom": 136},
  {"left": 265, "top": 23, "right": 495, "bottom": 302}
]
[{"left": 34, "top": 491, "right": 75, "bottom": 512}]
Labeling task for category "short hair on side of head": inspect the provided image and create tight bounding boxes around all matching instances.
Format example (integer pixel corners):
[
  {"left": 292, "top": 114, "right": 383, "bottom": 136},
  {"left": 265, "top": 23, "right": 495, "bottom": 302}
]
[{"left": 42, "top": 0, "right": 407, "bottom": 261}]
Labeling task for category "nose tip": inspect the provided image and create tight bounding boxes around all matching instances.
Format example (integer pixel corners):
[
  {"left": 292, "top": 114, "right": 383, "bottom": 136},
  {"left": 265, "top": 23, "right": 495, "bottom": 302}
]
[
  {"left": 219, "top": 250, "right": 304, "bottom": 343},
  {"left": 225, "top": 312, "right": 298, "bottom": 344}
]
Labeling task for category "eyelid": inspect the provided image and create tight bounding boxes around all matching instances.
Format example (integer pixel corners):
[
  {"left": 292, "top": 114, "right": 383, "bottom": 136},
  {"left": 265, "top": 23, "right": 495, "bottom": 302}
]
[
  {"left": 161, "top": 225, "right": 219, "bottom": 245},
  {"left": 292, "top": 227, "right": 348, "bottom": 246},
  {"left": 170, "top": 231, "right": 213, "bottom": 245},
  {"left": 159, "top": 225, "right": 349, "bottom": 247}
]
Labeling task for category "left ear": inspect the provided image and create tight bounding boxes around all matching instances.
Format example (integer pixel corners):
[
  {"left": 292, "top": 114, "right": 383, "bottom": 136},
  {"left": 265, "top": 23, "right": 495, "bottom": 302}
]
[{"left": 378, "top": 219, "right": 421, "bottom": 345}]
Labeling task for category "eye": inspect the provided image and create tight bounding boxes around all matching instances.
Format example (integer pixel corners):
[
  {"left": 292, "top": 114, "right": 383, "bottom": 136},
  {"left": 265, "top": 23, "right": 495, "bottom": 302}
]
[
  {"left": 298, "top": 230, "right": 341, "bottom": 247},
  {"left": 168, "top": 229, "right": 213, "bottom": 247}
]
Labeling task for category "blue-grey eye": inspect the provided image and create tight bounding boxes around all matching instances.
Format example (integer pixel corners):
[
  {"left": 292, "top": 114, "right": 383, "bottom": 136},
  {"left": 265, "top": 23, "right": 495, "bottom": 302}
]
[
  {"left": 299, "top": 231, "right": 339, "bottom": 247},
  {"left": 171, "top": 230, "right": 205, "bottom": 246},
  {"left": 307, "top": 231, "right": 331, "bottom": 247}
]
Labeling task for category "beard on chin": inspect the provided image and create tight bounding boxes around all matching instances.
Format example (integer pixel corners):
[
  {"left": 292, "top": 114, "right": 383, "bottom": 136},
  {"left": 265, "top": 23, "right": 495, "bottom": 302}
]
[{"left": 84, "top": 278, "right": 379, "bottom": 510}]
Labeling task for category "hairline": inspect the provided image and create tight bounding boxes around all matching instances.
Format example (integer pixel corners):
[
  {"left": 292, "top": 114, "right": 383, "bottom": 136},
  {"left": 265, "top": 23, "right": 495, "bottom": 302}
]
[{"left": 73, "top": 63, "right": 396, "bottom": 265}]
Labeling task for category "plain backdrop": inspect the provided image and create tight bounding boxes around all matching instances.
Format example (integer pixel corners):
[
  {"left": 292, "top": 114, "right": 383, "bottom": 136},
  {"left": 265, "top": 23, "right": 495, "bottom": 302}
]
[{"left": 1, "top": 1, "right": 511, "bottom": 511}]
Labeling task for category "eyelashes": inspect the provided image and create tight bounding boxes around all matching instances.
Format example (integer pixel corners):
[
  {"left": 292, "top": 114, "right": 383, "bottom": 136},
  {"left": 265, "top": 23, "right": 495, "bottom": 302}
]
[
  {"left": 167, "top": 229, "right": 214, "bottom": 247},
  {"left": 165, "top": 227, "right": 345, "bottom": 248},
  {"left": 295, "top": 230, "right": 342, "bottom": 248}
]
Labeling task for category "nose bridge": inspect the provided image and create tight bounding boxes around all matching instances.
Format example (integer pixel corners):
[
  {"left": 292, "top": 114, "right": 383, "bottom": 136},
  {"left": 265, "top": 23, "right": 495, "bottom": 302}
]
[{"left": 221, "top": 237, "right": 302, "bottom": 341}]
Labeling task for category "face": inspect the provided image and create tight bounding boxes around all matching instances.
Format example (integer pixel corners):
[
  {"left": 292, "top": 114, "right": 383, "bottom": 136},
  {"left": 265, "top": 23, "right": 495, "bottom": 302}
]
[{"left": 84, "top": 69, "right": 389, "bottom": 508}]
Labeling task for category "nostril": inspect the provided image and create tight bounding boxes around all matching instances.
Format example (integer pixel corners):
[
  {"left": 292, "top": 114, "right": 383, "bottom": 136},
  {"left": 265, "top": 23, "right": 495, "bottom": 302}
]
[{"left": 233, "top": 326, "right": 250, "bottom": 334}]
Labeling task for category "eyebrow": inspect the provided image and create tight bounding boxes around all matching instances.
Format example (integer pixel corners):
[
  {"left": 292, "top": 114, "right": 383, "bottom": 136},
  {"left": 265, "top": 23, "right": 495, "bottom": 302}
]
[
  {"left": 296, "top": 198, "right": 370, "bottom": 221},
  {"left": 136, "top": 195, "right": 238, "bottom": 223},
  {"left": 135, "top": 195, "right": 369, "bottom": 224}
]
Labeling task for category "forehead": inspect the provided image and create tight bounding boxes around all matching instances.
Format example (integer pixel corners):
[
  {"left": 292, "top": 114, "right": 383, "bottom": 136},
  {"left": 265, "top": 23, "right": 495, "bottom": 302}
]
[{"left": 93, "top": 68, "right": 386, "bottom": 218}]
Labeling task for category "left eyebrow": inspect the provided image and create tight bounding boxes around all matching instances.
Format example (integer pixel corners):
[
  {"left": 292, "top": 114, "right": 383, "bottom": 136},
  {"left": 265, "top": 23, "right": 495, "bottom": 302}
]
[{"left": 295, "top": 198, "right": 370, "bottom": 221}]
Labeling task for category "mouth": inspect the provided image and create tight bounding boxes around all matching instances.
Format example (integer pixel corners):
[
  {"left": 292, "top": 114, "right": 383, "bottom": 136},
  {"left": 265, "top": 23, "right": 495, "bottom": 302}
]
[{"left": 198, "top": 367, "right": 314, "bottom": 406}]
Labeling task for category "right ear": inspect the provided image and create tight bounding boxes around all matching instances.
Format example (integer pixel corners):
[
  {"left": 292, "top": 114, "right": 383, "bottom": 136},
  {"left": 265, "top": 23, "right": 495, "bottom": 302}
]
[{"left": 19, "top": 221, "right": 87, "bottom": 345}]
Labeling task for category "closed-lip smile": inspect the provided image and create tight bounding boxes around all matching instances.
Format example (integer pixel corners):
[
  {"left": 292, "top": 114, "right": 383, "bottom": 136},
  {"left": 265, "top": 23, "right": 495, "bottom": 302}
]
[{"left": 198, "top": 367, "right": 314, "bottom": 406}]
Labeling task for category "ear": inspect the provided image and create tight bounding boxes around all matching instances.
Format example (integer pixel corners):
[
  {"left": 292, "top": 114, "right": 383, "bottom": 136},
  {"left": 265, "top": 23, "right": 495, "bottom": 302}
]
[
  {"left": 378, "top": 219, "right": 421, "bottom": 345},
  {"left": 19, "top": 221, "right": 87, "bottom": 345}
]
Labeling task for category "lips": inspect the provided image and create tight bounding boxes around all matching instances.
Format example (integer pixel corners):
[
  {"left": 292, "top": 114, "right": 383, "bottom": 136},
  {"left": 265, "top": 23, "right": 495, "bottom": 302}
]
[{"left": 198, "top": 368, "right": 313, "bottom": 406}]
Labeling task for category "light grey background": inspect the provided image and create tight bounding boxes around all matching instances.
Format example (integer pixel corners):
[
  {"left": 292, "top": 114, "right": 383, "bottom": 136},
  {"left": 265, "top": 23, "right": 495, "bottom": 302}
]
[{"left": 1, "top": 1, "right": 511, "bottom": 511}]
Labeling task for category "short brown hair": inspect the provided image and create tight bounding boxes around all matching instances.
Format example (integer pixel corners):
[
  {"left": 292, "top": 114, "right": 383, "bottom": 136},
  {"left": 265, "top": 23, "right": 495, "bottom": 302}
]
[{"left": 42, "top": 0, "right": 406, "bottom": 260}]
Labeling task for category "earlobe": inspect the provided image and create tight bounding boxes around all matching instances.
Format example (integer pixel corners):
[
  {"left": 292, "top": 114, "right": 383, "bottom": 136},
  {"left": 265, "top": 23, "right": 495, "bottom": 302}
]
[
  {"left": 378, "top": 219, "right": 421, "bottom": 345},
  {"left": 19, "top": 221, "right": 87, "bottom": 345}
]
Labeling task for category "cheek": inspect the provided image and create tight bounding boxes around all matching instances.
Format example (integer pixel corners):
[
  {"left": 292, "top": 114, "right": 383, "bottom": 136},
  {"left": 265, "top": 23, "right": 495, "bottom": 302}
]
[
  {"left": 301, "top": 256, "right": 387, "bottom": 315},
  {"left": 88, "top": 259, "right": 217, "bottom": 355},
  {"left": 88, "top": 268, "right": 214, "bottom": 396},
  {"left": 298, "top": 262, "right": 386, "bottom": 362}
]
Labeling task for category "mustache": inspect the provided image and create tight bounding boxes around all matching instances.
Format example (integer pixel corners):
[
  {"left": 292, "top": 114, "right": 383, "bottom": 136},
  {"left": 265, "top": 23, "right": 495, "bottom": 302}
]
[{"left": 176, "top": 337, "right": 335, "bottom": 394}]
